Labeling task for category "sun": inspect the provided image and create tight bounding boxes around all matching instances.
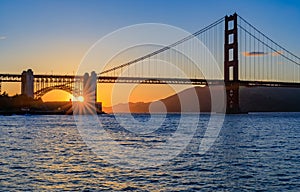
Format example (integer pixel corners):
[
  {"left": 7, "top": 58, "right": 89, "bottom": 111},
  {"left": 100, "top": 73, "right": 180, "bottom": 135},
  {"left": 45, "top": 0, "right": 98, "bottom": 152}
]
[
  {"left": 77, "top": 96, "right": 84, "bottom": 102},
  {"left": 71, "top": 96, "right": 85, "bottom": 102}
]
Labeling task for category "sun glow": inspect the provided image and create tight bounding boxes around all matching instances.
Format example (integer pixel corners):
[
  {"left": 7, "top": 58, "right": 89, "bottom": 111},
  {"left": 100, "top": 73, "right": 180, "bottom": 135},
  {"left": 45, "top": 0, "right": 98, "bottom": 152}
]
[
  {"left": 42, "top": 90, "right": 73, "bottom": 101},
  {"left": 71, "top": 96, "right": 85, "bottom": 102},
  {"left": 78, "top": 96, "right": 84, "bottom": 102}
]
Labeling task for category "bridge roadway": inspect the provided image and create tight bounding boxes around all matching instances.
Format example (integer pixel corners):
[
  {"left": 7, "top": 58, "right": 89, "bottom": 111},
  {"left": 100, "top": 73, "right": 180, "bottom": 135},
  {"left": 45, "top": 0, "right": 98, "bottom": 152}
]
[{"left": 1, "top": 73, "right": 300, "bottom": 88}]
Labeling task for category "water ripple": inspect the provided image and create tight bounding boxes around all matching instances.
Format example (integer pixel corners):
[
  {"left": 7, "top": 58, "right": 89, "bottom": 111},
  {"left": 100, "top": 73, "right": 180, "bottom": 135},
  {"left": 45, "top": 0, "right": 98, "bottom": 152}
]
[{"left": 0, "top": 113, "right": 299, "bottom": 191}]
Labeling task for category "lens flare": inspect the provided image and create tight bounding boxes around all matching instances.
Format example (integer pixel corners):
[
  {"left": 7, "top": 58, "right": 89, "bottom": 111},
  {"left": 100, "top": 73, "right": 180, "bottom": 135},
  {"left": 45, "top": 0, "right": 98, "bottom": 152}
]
[
  {"left": 71, "top": 96, "right": 85, "bottom": 102},
  {"left": 77, "top": 96, "right": 84, "bottom": 102}
]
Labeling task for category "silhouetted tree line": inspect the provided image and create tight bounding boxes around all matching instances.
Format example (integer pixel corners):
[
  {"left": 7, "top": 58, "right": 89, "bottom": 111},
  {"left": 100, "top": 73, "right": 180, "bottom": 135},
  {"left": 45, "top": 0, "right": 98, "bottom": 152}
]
[{"left": 0, "top": 93, "right": 43, "bottom": 111}]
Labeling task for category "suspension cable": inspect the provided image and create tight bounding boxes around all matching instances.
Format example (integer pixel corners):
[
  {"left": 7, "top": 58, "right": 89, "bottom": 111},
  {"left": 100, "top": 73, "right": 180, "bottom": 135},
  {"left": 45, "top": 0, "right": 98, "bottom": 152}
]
[
  {"left": 238, "top": 15, "right": 300, "bottom": 62},
  {"left": 99, "top": 17, "right": 225, "bottom": 75}
]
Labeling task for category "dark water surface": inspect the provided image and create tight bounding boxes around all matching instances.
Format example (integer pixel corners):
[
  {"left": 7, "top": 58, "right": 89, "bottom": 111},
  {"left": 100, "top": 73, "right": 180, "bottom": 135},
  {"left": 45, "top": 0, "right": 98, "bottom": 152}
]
[{"left": 0, "top": 113, "right": 299, "bottom": 191}]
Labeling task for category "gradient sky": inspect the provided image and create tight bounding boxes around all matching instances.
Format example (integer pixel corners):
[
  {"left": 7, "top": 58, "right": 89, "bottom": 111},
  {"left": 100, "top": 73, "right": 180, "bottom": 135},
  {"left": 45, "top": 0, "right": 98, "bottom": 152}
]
[{"left": 1, "top": 0, "right": 300, "bottom": 105}]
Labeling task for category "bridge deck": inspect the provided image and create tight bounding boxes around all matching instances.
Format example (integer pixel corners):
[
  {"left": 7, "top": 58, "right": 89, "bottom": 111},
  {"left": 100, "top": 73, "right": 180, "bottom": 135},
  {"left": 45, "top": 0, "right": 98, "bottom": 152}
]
[{"left": 1, "top": 74, "right": 300, "bottom": 88}]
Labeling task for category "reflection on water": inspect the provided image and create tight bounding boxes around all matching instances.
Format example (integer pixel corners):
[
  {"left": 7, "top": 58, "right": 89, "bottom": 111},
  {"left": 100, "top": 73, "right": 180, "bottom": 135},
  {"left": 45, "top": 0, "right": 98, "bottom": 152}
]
[{"left": 0, "top": 113, "right": 299, "bottom": 191}]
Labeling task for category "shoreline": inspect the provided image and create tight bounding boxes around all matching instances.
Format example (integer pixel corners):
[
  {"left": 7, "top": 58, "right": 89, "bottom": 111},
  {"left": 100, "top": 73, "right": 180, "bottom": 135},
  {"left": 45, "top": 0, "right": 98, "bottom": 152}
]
[
  {"left": 1, "top": 110, "right": 299, "bottom": 116},
  {"left": 0, "top": 111, "right": 106, "bottom": 116}
]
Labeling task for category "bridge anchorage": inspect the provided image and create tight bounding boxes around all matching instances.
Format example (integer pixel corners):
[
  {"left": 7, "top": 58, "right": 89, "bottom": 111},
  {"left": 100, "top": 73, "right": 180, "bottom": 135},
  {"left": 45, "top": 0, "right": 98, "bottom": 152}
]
[{"left": 1, "top": 13, "right": 300, "bottom": 114}]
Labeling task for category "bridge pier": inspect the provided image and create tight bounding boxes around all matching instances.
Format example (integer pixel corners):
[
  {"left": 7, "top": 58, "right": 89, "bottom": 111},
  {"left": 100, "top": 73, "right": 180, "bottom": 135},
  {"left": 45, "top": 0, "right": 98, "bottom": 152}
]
[
  {"left": 225, "top": 82, "right": 240, "bottom": 114},
  {"left": 21, "top": 69, "right": 34, "bottom": 98}
]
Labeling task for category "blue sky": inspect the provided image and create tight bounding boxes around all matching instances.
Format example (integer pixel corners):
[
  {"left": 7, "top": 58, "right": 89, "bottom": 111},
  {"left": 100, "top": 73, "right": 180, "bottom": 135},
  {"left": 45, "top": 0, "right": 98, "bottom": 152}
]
[{"left": 0, "top": 0, "right": 300, "bottom": 74}]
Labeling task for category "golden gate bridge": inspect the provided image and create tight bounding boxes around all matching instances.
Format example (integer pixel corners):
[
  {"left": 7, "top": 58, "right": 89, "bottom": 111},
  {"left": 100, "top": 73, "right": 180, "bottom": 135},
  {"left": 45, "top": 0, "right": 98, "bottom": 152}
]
[{"left": 1, "top": 13, "right": 300, "bottom": 114}]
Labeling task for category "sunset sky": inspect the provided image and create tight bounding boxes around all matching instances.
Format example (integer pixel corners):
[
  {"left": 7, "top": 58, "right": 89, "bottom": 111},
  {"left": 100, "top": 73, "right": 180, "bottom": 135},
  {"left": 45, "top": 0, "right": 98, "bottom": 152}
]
[{"left": 0, "top": 0, "right": 300, "bottom": 106}]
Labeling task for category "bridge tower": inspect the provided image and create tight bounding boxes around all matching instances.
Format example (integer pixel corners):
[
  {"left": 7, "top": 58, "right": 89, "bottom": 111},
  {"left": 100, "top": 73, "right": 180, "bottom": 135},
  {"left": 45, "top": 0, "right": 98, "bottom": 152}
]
[
  {"left": 21, "top": 69, "right": 34, "bottom": 98},
  {"left": 224, "top": 13, "right": 240, "bottom": 114},
  {"left": 83, "top": 71, "right": 97, "bottom": 112}
]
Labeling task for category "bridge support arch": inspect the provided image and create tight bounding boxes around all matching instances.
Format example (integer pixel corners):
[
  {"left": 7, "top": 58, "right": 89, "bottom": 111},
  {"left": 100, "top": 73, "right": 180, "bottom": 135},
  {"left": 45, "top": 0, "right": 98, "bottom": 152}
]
[
  {"left": 224, "top": 13, "right": 241, "bottom": 114},
  {"left": 21, "top": 69, "right": 34, "bottom": 98}
]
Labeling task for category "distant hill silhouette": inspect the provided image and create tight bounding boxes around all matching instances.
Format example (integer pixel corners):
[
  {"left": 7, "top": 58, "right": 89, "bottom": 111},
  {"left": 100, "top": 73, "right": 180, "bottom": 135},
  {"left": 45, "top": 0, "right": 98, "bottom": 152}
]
[
  {"left": 103, "top": 86, "right": 300, "bottom": 113},
  {"left": 240, "top": 87, "right": 300, "bottom": 112}
]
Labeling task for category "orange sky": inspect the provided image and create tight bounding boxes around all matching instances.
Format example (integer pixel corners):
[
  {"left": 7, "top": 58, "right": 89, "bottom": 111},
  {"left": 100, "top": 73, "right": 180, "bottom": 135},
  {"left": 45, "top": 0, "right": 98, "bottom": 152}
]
[{"left": 1, "top": 81, "right": 191, "bottom": 107}]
